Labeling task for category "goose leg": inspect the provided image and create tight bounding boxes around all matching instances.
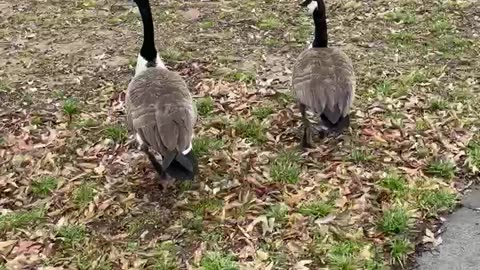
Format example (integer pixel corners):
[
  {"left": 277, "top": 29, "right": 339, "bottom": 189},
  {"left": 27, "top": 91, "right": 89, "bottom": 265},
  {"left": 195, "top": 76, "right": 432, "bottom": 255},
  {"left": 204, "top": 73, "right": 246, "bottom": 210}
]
[
  {"left": 141, "top": 145, "right": 175, "bottom": 189},
  {"left": 300, "top": 103, "right": 313, "bottom": 148}
]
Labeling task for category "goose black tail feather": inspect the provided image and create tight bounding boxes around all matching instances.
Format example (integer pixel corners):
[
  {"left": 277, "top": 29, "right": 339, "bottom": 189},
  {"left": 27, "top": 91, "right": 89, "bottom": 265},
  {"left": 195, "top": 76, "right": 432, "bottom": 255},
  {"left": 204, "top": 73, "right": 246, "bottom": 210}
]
[
  {"left": 164, "top": 150, "right": 198, "bottom": 181},
  {"left": 319, "top": 113, "right": 351, "bottom": 134}
]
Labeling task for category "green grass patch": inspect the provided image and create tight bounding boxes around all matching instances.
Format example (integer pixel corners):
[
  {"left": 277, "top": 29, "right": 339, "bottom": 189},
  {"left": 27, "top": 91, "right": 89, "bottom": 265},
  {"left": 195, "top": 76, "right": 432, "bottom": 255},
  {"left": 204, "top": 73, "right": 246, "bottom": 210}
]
[
  {"left": 389, "top": 237, "right": 412, "bottom": 267},
  {"left": 73, "top": 183, "right": 97, "bottom": 208},
  {"left": 191, "top": 198, "right": 223, "bottom": 216},
  {"left": 431, "top": 15, "right": 452, "bottom": 34},
  {"left": 63, "top": 97, "right": 80, "bottom": 121},
  {"left": 196, "top": 96, "right": 215, "bottom": 116},
  {"left": 379, "top": 207, "right": 410, "bottom": 235},
  {"left": 350, "top": 148, "right": 373, "bottom": 163},
  {"left": 437, "top": 35, "right": 470, "bottom": 55},
  {"left": 31, "top": 176, "right": 58, "bottom": 197},
  {"left": 374, "top": 79, "right": 395, "bottom": 96},
  {"left": 428, "top": 98, "right": 449, "bottom": 111},
  {"left": 227, "top": 71, "right": 256, "bottom": 84},
  {"left": 200, "top": 251, "right": 238, "bottom": 270},
  {"left": 104, "top": 125, "right": 128, "bottom": 143},
  {"left": 328, "top": 240, "right": 362, "bottom": 270},
  {"left": 257, "top": 16, "right": 282, "bottom": 30},
  {"left": 153, "top": 242, "right": 179, "bottom": 270},
  {"left": 384, "top": 9, "right": 416, "bottom": 24},
  {"left": 388, "top": 31, "right": 415, "bottom": 46},
  {"left": 418, "top": 189, "right": 457, "bottom": 214},
  {"left": 233, "top": 118, "right": 266, "bottom": 144},
  {"left": 160, "top": 48, "right": 183, "bottom": 62},
  {"left": 199, "top": 20, "right": 216, "bottom": 29},
  {"left": 265, "top": 203, "right": 289, "bottom": 224},
  {"left": 299, "top": 201, "right": 334, "bottom": 219},
  {"left": 0, "top": 208, "right": 45, "bottom": 232},
  {"left": 380, "top": 172, "right": 408, "bottom": 197},
  {"left": 193, "top": 136, "right": 224, "bottom": 157},
  {"left": 426, "top": 159, "right": 456, "bottom": 180},
  {"left": 252, "top": 105, "right": 275, "bottom": 120},
  {"left": 466, "top": 141, "right": 480, "bottom": 173},
  {"left": 270, "top": 151, "right": 301, "bottom": 184},
  {"left": 57, "top": 224, "right": 87, "bottom": 247}
]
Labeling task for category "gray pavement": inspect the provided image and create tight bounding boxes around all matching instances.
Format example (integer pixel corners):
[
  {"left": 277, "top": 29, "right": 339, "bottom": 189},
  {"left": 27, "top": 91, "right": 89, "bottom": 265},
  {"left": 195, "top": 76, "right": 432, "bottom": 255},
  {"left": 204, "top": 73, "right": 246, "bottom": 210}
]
[{"left": 415, "top": 187, "right": 480, "bottom": 270}]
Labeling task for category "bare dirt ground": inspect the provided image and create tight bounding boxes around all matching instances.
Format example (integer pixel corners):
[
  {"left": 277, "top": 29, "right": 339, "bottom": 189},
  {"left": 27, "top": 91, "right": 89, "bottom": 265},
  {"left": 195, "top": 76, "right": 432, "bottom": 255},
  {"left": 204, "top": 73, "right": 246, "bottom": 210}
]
[{"left": 1, "top": 0, "right": 479, "bottom": 269}]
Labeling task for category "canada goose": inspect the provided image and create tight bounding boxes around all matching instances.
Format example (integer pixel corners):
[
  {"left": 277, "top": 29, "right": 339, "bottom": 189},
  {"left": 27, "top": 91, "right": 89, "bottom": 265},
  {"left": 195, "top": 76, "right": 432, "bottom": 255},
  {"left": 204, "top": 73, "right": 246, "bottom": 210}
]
[
  {"left": 291, "top": 0, "right": 356, "bottom": 148},
  {"left": 126, "top": 0, "right": 198, "bottom": 186}
]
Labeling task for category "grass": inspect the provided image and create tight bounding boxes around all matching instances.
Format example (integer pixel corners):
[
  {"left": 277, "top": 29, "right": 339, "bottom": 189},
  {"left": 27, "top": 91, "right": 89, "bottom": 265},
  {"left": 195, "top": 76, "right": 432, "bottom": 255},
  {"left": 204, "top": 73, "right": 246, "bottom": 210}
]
[
  {"left": 257, "top": 16, "right": 282, "bottom": 30},
  {"left": 328, "top": 241, "right": 361, "bottom": 270},
  {"left": 265, "top": 203, "right": 289, "bottom": 224},
  {"left": 63, "top": 97, "right": 80, "bottom": 121},
  {"left": 380, "top": 172, "right": 408, "bottom": 197},
  {"left": 57, "top": 224, "right": 87, "bottom": 247},
  {"left": 350, "top": 148, "right": 373, "bottom": 163},
  {"left": 104, "top": 125, "right": 128, "bottom": 143},
  {"left": 270, "top": 151, "right": 301, "bottom": 184},
  {"left": 418, "top": 189, "right": 457, "bottom": 215},
  {"left": 227, "top": 71, "right": 256, "bottom": 84},
  {"left": 193, "top": 136, "right": 224, "bottom": 157},
  {"left": 2, "top": 0, "right": 478, "bottom": 269},
  {"left": 379, "top": 207, "right": 410, "bottom": 235},
  {"left": 233, "top": 118, "right": 266, "bottom": 143},
  {"left": 466, "top": 141, "right": 480, "bottom": 172},
  {"left": 200, "top": 252, "right": 238, "bottom": 270},
  {"left": 0, "top": 208, "right": 45, "bottom": 232},
  {"left": 31, "top": 176, "right": 58, "bottom": 197},
  {"left": 426, "top": 159, "right": 456, "bottom": 180},
  {"left": 384, "top": 9, "right": 416, "bottom": 24},
  {"left": 299, "top": 201, "right": 334, "bottom": 219},
  {"left": 389, "top": 238, "right": 412, "bottom": 267},
  {"left": 252, "top": 105, "right": 274, "bottom": 120},
  {"left": 196, "top": 97, "right": 215, "bottom": 116},
  {"left": 73, "top": 183, "right": 96, "bottom": 208}
]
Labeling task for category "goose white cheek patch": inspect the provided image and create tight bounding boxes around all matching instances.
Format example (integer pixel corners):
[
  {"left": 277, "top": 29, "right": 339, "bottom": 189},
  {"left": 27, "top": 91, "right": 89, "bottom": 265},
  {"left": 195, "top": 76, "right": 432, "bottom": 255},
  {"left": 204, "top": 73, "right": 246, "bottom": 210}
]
[
  {"left": 182, "top": 142, "right": 192, "bottom": 155},
  {"left": 307, "top": 1, "right": 318, "bottom": 14}
]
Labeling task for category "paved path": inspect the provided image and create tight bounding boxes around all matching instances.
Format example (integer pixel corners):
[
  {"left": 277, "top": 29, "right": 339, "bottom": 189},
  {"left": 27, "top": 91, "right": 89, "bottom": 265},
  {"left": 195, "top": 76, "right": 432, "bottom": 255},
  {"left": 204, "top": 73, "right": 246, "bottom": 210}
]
[{"left": 415, "top": 187, "right": 480, "bottom": 270}]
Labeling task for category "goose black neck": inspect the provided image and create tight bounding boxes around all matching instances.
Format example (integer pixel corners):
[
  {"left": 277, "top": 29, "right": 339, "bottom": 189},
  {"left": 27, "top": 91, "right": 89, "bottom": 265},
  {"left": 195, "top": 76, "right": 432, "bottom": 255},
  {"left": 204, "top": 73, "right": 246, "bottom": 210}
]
[
  {"left": 312, "top": 0, "right": 328, "bottom": 48},
  {"left": 135, "top": 0, "right": 157, "bottom": 64}
]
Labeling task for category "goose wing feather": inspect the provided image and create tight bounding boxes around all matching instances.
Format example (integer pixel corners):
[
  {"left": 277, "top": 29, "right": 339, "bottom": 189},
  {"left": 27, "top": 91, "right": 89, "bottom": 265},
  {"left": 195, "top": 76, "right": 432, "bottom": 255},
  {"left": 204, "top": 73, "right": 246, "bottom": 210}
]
[
  {"left": 292, "top": 47, "right": 355, "bottom": 123},
  {"left": 126, "top": 68, "right": 195, "bottom": 156}
]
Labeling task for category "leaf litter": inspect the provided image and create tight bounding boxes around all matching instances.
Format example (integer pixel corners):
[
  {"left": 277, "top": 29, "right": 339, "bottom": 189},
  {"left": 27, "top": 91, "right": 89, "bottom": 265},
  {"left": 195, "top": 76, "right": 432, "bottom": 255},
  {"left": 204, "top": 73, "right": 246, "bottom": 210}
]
[{"left": 0, "top": 0, "right": 479, "bottom": 269}]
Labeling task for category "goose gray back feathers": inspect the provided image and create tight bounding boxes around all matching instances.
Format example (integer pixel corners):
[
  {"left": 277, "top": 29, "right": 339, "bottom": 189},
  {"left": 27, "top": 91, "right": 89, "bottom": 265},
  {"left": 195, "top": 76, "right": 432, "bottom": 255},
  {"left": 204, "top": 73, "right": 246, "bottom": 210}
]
[
  {"left": 126, "top": 68, "right": 196, "bottom": 156},
  {"left": 292, "top": 47, "right": 355, "bottom": 124}
]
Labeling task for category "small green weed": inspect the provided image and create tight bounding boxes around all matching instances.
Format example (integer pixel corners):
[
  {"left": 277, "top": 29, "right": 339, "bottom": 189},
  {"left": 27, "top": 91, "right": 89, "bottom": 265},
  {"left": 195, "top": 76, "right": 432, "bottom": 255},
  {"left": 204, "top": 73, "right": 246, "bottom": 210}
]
[
  {"left": 380, "top": 172, "right": 408, "bottom": 197},
  {"left": 104, "top": 125, "right": 128, "bottom": 143},
  {"left": 428, "top": 98, "right": 448, "bottom": 111},
  {"left": 426, "top": 159, "right": 456, "bottom": 180},
  {"left": 418, "top": 189, "right": 456, "bottom": 214},
  {"left": 266, "top": 203, "right": 289, "bottom": 224},
  {"left": 466, "top": 141, "right": 480, "bottom": 173},
  {"left": 270, "top": 151, "right": 301, "bottom": 184},
  {"left": 431, "top": 16, "right": 452, "bottom": 34},
  {"left": 160, "top": 48, "right": 183, "bottom": 62},
  {"left": 385, "top": 9, "right": 416, "bottom": 24},
  {"left": 227, "top": 71, "right": 256, "bottom": 84},
  {"left": 0, "top": 208, "right": 45, "bottom": 232},
  {"left": 57, "top": 224, "right": 87, "bottom": 247},
  {"left": 328, "top": 241, "right": 361, "bottom": 270},
  {"left": 31, "top": 176, "right": 58, "bottom": 197},
  {"left": 374, "top": 80, "right": 394, "bottom": 96},
  {"left": 233, "top": 118, "right": 266, "bottom": 144},
  {"left": 193, "top": 136, "right": 224, "bottom": 157},
  {"left": 199, "top": 21, "right": 215, "bottom": 29},
  {"left": 73, "top": 183, "right": 96, "bottom": 208},
  {"left": 200, "top": 252, "right": 238, "bottom": 270},
  {"left": 389, "top": 238, "right": 412, "bottom": 267},
  {"left": 63, "top": 97, "right": 80, "bottom": 121},
  {"left": 379, "top": 207, "right": 410, "bottom": 234},
  {"left": 257, "top": 16, "right": 282, "bottom": 30},
  {"left": 196, "top": 97, "right": 215, "bottom": 116},
  {"left": 350, "top": 148, "right": 373, "bottom": 163},
  {"left": 299, "top": 201, "right": 334, "bottom": 219},
  {"left": 252, "top": 105, "right": 274, "bottom": 120},
  {"left": 388, "top": 32, "right": 415, "bottom": 46}
]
